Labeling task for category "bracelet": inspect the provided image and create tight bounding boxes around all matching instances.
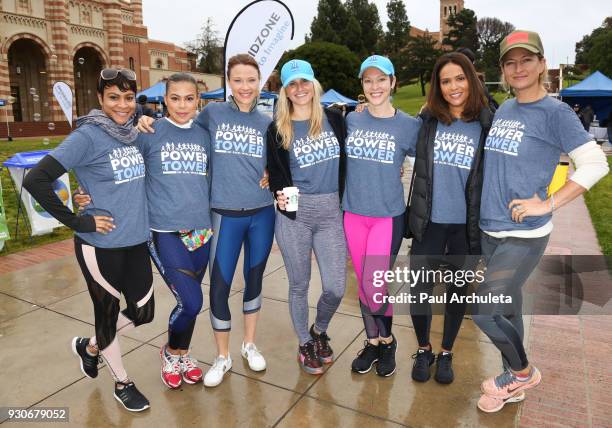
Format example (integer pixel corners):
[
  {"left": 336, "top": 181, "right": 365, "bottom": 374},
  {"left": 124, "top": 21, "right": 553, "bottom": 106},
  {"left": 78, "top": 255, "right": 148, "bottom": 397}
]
[{"left": 549, "top": 193, "right": 555, "bottom": 213}]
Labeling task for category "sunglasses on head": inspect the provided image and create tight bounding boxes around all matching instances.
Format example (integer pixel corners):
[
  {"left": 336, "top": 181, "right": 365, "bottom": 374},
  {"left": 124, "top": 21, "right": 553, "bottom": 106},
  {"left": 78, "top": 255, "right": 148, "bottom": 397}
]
[{"left": 100, "top": 68, "right": 136, "bottom": 81}]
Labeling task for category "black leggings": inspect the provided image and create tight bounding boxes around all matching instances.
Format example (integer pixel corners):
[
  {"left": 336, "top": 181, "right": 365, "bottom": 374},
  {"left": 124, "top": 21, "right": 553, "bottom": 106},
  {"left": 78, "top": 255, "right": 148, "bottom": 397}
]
[
  {"left": 74, "top": 237, "right": 154, "bottom": 351},
  {"left": 410, "top": 222, "right": 470, "bottom": 351}
]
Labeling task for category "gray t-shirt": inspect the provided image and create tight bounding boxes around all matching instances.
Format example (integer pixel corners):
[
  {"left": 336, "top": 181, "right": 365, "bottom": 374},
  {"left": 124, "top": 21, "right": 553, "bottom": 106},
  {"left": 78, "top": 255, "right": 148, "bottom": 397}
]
[
  {"left": 289, "top": 118, "right": 340, "bottom": 194},
  {"left": 431, "top": 119, "right": 481, "bottom": 224},
  {"left": 138, "top": 118, "right": 212, "bottom": 231},
  {"left": 480, "top": 96, "right": 591, "bottom": 232},
  {"left": 342, "top": 109, "right": 421, "bottom": 217},
  {"left": 50, "top": 124, "right": 148, "bottom": 248},
  {"left": 195, "top": 102, "right": 273, "bottom": 210}
]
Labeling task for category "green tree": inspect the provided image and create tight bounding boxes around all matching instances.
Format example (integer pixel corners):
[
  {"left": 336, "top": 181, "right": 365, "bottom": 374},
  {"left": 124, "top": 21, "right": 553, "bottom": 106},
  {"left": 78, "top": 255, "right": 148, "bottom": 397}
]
[
  {"left": 585, "top": 29, "right": 612, "bottom": 76},
  {"left": 184, "top": 17, "right": 223, "bottom": 74},
  {"left": 308, "top": 0, "right": 382, "bottom": 58},
  {"left": 443, "top": 8, "right": 479, "bottom": 53},
  {"left": 476, "top": 17, "right": 515, "bottom": 81},
  {"left": 575, "top": 17, "right": 612, "bottom": 69},
  {"left": 405, "top": 33, "right": 441, "bottom": 96},
  {"left": 345, "top": 0, "right": 383, "bottom": 56},
  {"left": 280, "top": 42, "right": 361, "bottom": 98},
  {"left": 383, "top": 0, "right": 410, "bottom": 56},
  {"left": 307, "top": 0, "right": 348, "bottom": 45}
]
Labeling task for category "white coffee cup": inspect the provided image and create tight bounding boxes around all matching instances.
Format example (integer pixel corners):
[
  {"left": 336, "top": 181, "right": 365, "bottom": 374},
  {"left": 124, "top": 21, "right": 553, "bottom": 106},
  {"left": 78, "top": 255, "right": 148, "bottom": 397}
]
[{"left": 282, "top": 186, "right": 299, "bottom": 212}]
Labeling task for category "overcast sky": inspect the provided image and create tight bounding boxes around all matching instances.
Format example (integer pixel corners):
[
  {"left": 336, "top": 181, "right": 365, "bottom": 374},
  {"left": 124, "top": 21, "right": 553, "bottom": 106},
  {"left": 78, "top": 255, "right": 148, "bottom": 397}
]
[{"left": 142, "top": 0, "right": 608, "bottom": 69}]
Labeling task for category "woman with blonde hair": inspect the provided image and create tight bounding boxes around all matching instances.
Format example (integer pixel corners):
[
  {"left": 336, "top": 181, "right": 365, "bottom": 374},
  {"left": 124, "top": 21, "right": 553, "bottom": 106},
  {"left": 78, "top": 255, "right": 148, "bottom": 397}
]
[
  {"left": 267, "top": 59, "right": 347, "bottom": 374},
  {"left": 473, "top": 30, "right": 608, "bottom": 412}
]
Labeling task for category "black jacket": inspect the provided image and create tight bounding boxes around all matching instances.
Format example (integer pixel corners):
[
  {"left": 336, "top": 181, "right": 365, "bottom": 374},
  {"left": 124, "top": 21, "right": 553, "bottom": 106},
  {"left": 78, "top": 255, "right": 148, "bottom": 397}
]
[
  {"left": 266, "top": 108, "right": 347, "bottom": 220},
  {"left": 405, "top": 108, "right": 493, "bottom": 254}
]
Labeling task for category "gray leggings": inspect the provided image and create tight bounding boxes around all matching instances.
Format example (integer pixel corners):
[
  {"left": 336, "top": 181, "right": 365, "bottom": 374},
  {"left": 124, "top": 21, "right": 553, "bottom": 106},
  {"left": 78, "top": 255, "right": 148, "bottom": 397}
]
[
  {"left": 472, "top": 233, "right": 549, "bottom": 371},
  {"left": 275, "top": 192, "right": 347, "bottom": 345}
]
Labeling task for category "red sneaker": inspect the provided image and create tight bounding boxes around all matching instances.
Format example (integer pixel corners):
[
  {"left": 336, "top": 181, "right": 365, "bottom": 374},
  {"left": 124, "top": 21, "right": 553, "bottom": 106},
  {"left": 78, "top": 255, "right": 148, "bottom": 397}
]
[
  {"left": 160, "top": 345, "right": 182, "bottom": 389},
  {"left": 180, "top": 352, "right": 203, "bottom": 384}
]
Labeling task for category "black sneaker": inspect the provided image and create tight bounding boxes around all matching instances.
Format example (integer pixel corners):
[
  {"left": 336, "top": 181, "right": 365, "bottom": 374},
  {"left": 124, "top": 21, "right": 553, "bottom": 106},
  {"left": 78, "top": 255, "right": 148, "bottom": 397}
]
[
  {"left": 434, "top": 351, "right": 454, "bottom": 384},
  {"left": 71, "top": 337, "right": 99, "bottom": 379},
  {"left": 411, "top": 347, "right": 435, "bottom": 382},
  {"left": 376, "top": 335, "right": 398, "bottom": 377},
  {"left": 351, "top": 340, "right": 379, "bottom": 374},
  {"left": 114, "top": 381, "right": 150, "bottom": 412},
  {"left": 310, "top": 325, "right": 334, "bottom": 364}
]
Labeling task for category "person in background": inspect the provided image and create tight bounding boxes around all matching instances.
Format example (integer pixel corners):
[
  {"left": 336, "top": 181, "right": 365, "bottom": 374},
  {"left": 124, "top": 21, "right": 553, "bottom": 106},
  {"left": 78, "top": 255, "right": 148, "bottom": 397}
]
[{"left": 456, "top": 47, "right": 499, "bottom": 111}]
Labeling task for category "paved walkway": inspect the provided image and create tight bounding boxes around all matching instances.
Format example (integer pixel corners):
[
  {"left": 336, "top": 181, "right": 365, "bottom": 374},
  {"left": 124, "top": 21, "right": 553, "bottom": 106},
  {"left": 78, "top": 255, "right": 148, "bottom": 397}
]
[{"left": 0, "top": 168, "right": 609, "bottom": 427}]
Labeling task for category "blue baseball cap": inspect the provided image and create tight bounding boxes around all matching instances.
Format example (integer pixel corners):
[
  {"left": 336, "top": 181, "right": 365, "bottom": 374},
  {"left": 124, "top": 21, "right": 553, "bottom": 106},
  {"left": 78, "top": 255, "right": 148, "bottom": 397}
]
[
  {"left": 281, "top": 59, "right": 315, "bottom": 87},
  {"left": 358, "top": 55, "right": 395, "bottom": 78}
]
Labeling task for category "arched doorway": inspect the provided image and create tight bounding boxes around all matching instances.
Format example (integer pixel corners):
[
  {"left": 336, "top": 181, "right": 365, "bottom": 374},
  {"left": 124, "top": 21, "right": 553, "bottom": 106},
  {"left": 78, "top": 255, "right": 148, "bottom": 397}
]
[
  {"left": 73, "top": 47, "right": 103, "bottom": 116},
  {"left": 7, "top": 38, "right": 50, "bottom": 122}
]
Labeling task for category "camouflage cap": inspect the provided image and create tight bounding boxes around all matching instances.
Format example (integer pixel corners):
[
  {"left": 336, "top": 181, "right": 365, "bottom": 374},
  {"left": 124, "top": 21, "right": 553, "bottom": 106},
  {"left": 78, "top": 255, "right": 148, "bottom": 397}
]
[{"left": 500, "top": 30, "right": 544, "bottom": 62}]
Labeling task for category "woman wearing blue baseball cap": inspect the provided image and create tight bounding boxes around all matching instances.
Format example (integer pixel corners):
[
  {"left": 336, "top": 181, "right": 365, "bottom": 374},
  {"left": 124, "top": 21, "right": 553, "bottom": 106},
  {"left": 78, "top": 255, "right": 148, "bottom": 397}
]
[
  {"left": 267, "top": 59, "right": 348, "bottom": 375},
  {"left": 344, "top": 55, "right": 421, "bottom": 377},
  {"left": 474, "top": 30, "right": 608, "bottom": 412}
]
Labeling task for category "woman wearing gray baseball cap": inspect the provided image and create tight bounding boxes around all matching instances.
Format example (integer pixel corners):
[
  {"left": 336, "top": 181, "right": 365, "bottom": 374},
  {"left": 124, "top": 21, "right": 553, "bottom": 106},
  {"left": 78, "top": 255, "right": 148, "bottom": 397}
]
[{"left": 473, "top": 30, "right": 608, "bottom": 413}]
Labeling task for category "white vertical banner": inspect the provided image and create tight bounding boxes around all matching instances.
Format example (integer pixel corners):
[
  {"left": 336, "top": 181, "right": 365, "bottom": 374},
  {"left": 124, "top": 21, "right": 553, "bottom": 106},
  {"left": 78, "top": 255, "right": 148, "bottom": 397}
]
[
  {"left": 53, "top": 81, "right": 73, "bottom": 127},
  {"left": 7, "top": 167, "right": 72, "bottom": 236},
  {"left": 224, "top": 0, "right": 294, "bottom": 100}
]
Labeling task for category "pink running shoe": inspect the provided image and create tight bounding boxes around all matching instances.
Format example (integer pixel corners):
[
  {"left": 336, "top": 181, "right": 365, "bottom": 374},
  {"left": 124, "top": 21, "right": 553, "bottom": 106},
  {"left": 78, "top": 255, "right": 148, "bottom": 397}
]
[
  {"left": 481, "top": 367, "right": 541, "bottom": 398},
  {"left": 180, "top": 352, "right": 203, "bottom": 384},
  {"left": 160, "top": 345, "right": 182, "bottom": 389},
  {"left": 478, "top": 391, "right": 526, "bottom": 413}
]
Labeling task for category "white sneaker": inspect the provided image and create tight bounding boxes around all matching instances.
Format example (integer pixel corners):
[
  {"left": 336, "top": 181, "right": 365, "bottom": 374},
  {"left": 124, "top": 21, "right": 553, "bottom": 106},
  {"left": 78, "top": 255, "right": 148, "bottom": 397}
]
[
  {"left": 204, "top": 355, "right": 232, "bottom": 387},
  {"left": 241, "top": 342, "right": 266, "bottom": 372}
]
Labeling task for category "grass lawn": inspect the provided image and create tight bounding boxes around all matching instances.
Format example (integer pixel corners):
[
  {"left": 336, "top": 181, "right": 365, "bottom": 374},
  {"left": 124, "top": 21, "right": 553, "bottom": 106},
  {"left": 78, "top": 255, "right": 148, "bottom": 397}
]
[
  {"left": 0, "top": 137, "right": 74, "bottom": 256},
  {"left": 584, "top": 156, "right": 612, "bottom": 255}
]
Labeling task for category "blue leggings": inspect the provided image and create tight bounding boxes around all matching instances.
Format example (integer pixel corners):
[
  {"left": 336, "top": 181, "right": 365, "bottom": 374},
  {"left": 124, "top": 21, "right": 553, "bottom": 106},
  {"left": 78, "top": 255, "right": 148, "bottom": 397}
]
[
  {"left": 149, "top": 231, "right": 210, "bottom": 349},
  {"left": 209, "top": 205, "right": 275, "bottom": 331}
]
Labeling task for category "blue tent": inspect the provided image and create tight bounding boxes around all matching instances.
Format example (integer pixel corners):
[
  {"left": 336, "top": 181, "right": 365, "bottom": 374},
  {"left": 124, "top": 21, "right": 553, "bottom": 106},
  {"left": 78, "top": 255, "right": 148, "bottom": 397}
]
[
  {"left": 200, "top": 88, "right": 277, "bottom": 100},
  {"left": 560, "top": 71, "right": 612, "bottom": 120},
  {"left": 137, "top": 81, "right": 166, "bottom": 103},
  {"left": 321, "top": 89, "right": 358, "bottom": 107}
]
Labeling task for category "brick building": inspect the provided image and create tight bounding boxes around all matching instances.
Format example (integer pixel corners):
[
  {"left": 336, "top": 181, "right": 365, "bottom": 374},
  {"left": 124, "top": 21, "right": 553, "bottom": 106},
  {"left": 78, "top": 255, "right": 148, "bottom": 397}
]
[
  {"left": 409, "top": 0, "right": 465, "bottom": 47},
  {"left": 0, "top": 0, "right": 222, "bottom": 137}
]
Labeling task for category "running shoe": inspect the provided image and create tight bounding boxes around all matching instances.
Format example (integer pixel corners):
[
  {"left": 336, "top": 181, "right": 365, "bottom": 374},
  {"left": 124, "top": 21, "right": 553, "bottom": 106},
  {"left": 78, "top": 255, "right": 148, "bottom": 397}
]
[
  {"left": 434, "top": 351, "right": 454, "bottom": 384},
  {"left": 351, "top": 340, "right": 379, "bottom": 374},
  {"left": 477, "top": 391, "right": 526, "bottom": 413},
  {"left": 376, "top": 334, "right": 398, "bottom": 377},
  {"left": 480, "top": 367, "right": 542, "bottom": 398},
  {"left": 160, "top": 345, "right": 182, "bottom": 389},
  {"left": 71, "top": 337, "right": 99, "bottom": 379},
  {"left": 180, "top": 352, "right": 203, "bottom": 384},
  {"left": 310, "top": 325, "right": 334, "bottom": 364},
  {"left": 114, "top": 381, "right": 150, "bottom": 412},
  {"left": 298, "top": 341, "right": 324, "bottom": 375},
  {"left": 411, "top": 347, "right": 435, "bottom": 382},
  {"left": 241, "top": 342, "right": 266, "bottom": 372},
  {"left": 204, "top": 355, "right": 232, "bottom": 387}
]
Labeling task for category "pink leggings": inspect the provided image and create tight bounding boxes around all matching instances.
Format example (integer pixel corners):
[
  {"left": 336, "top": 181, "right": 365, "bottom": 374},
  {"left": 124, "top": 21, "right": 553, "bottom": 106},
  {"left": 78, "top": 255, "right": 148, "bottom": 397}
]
[{"left": 344, "top": 211, "right": 404, "bottom": 338}]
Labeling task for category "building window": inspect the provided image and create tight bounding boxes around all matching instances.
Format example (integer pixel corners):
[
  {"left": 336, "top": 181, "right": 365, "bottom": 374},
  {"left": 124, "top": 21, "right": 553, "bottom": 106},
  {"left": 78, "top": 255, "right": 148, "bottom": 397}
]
[
  {"left": 129, "top": 57, "right": 135, "bottom": 71},
  {"left": 444, "top": 6, "right": 447, "bottom": 16},
  {"left": 17, "top": 0, "right": 31, "bottom": 14},
  {"left": 453, "top": 5, "right": 457, "bottom": 14},
  {"left": 81, "top": 9, "right": 91, "bottom": 25},
  {"left": 155, "top": 59, "right": 163, "bottom": 69}
]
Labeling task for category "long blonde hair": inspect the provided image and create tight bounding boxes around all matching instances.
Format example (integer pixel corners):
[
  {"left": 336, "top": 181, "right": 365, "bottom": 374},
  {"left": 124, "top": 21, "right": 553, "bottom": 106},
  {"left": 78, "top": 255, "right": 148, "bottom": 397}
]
[{"left": 275, "top": 79, "right": 324, "bottom": 150}]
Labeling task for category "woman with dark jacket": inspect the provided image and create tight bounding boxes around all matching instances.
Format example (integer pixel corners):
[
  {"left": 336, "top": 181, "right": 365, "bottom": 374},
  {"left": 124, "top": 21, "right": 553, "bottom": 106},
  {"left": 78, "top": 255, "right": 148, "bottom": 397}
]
[
  {"left": 266, "top": 59, "right": 347, "bottom": 375},
  {"left": 406, "top": 52, "right": 493, "bottom": 385}
]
